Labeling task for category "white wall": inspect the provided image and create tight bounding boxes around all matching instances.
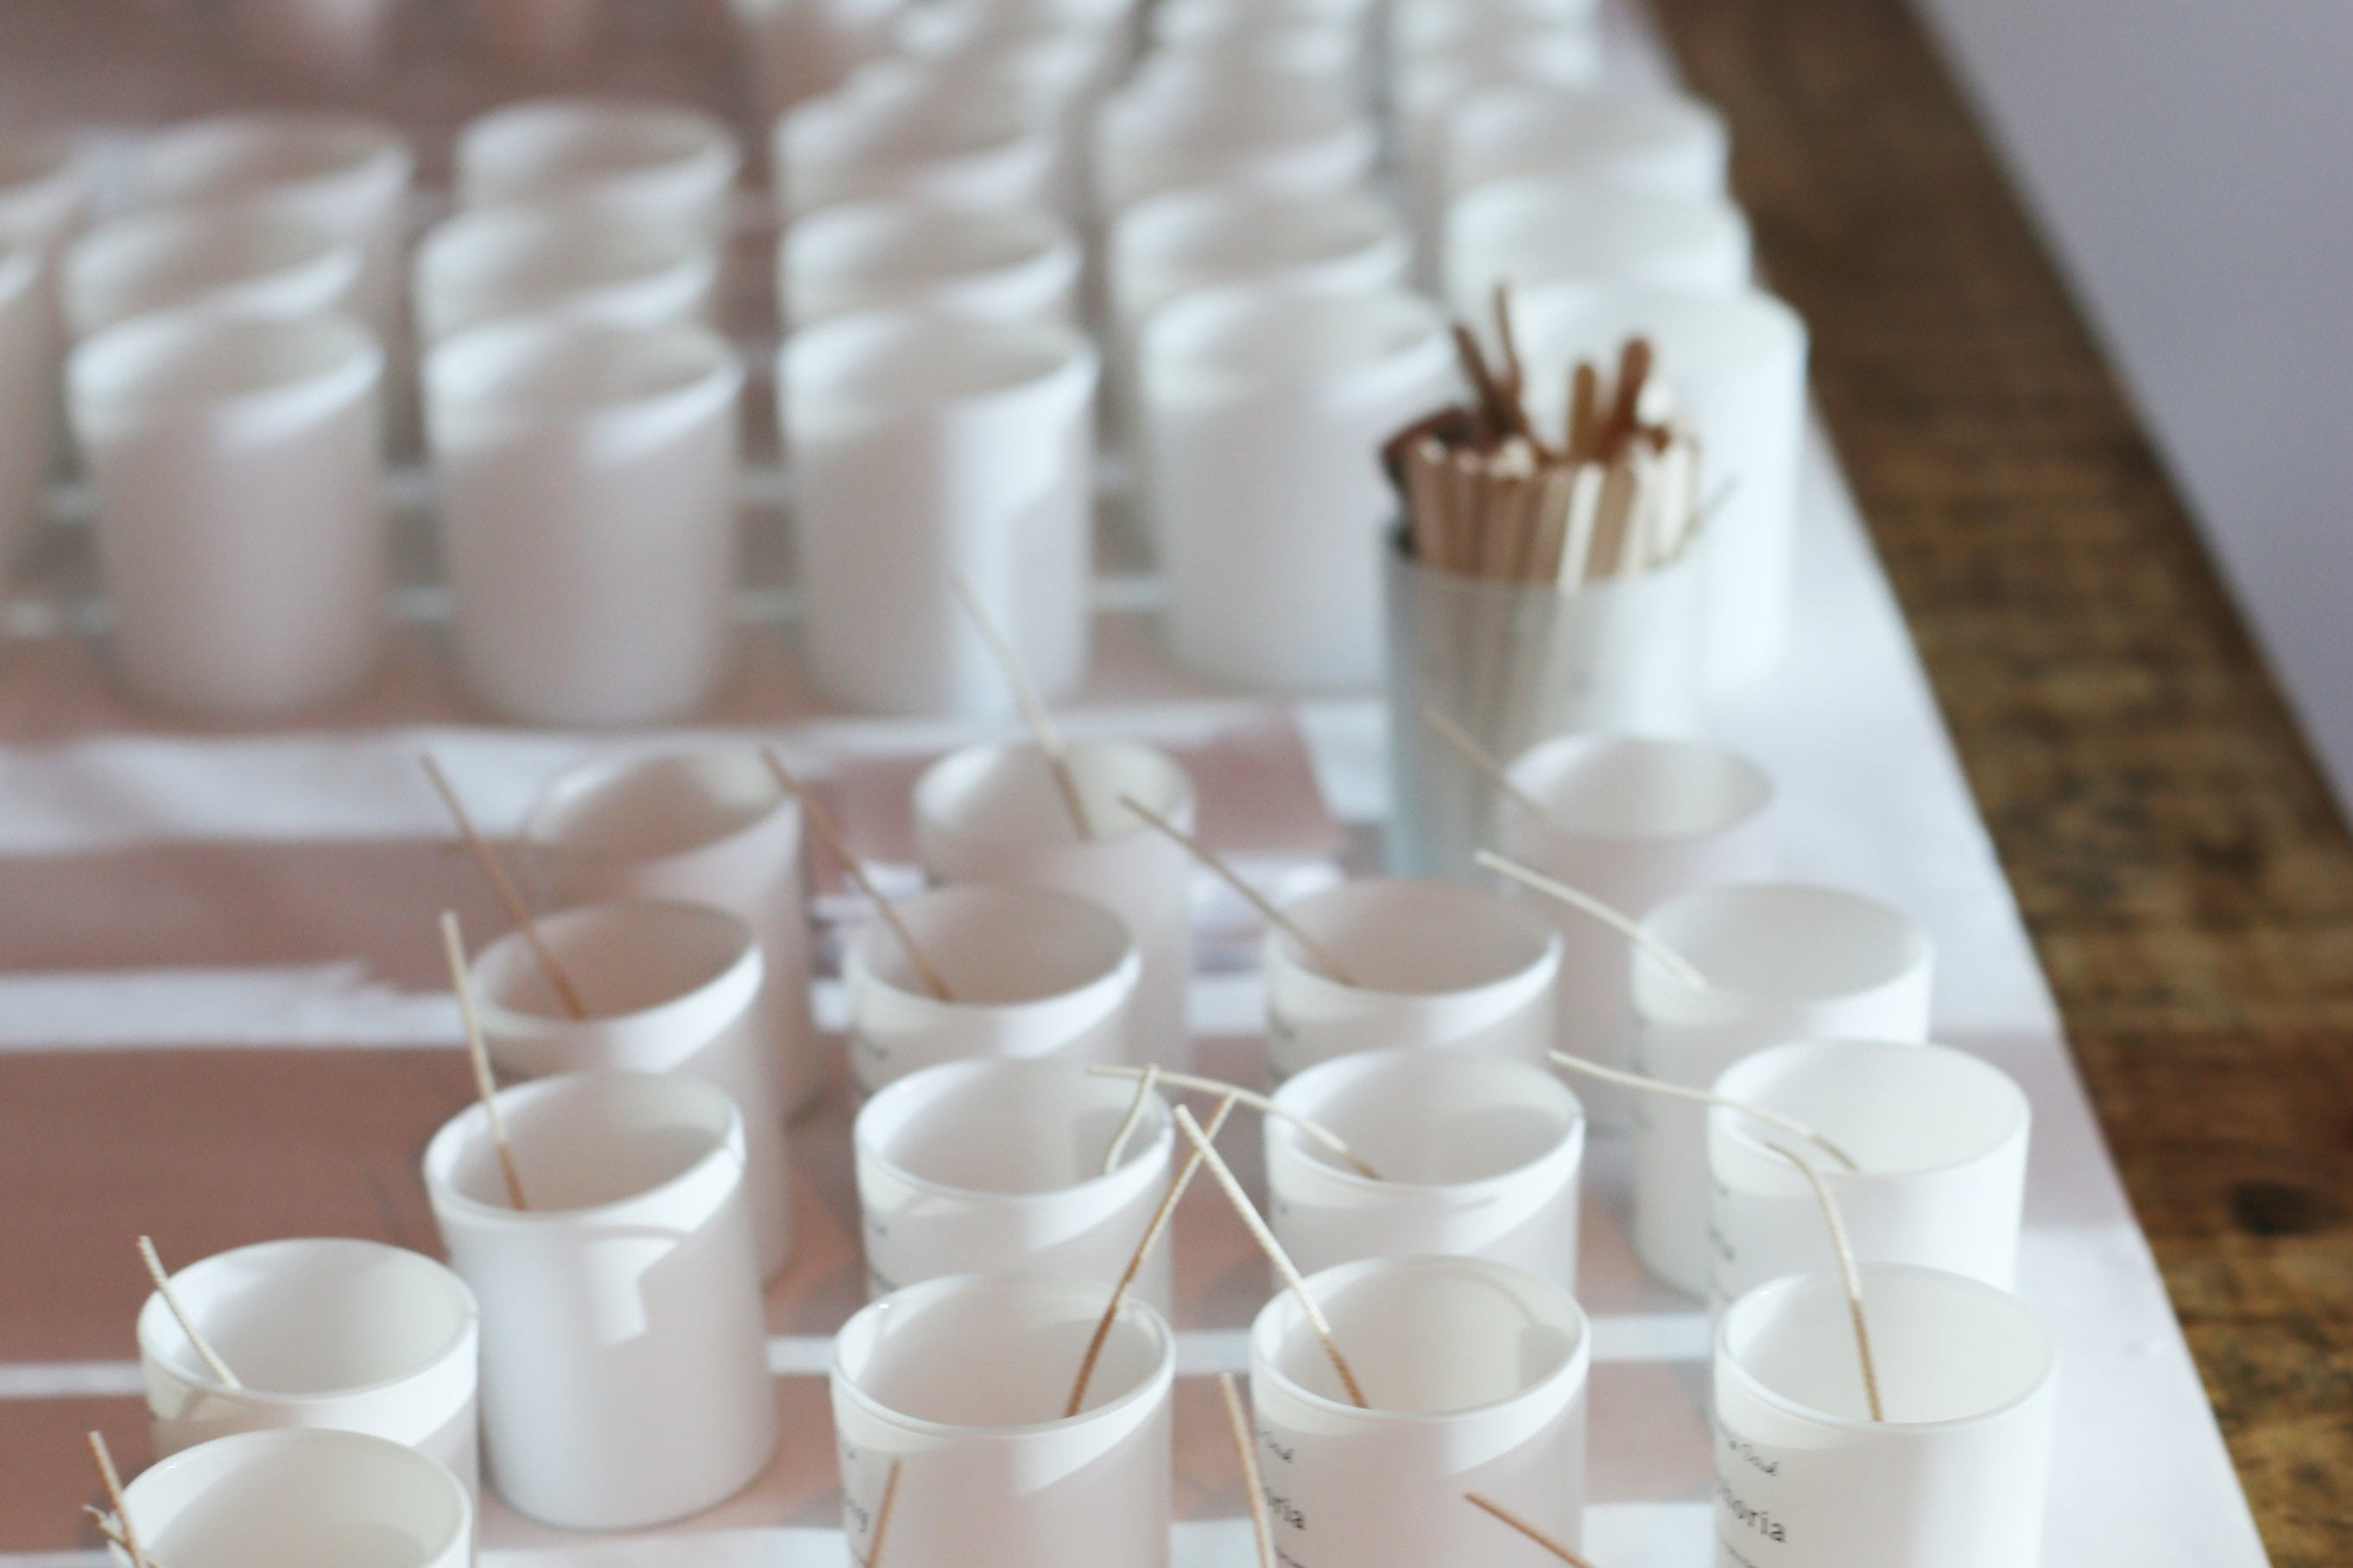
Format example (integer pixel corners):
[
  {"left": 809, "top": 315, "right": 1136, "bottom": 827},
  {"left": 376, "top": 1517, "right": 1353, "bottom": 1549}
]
[{"left": 1911, "top": 0, "right": 2353, "bottom": 806}]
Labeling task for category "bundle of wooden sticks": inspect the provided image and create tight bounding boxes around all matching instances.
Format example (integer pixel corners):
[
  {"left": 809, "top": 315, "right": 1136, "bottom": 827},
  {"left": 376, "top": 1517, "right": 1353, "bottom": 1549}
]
[{"left": 1383, "top": 298, "right": 1704, "bottom": 589}]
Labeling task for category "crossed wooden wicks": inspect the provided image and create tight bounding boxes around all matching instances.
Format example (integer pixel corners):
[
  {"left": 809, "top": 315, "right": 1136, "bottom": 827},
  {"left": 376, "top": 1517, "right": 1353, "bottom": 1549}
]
[
  {"left": 759, "top": 748, "right": 956, "bottom": 1004},
  {"left": 949, "top": 569, "right": 1093, "bottom": 843},
  {"left": 1115, "top": 792, "right": 1360, "bottom": 987},
  {"left": 419, "top": 754, "right": 586, "bottom": 1021},
  {"left": 1087, "top": 1064, "right": 1382, "bottom": 1180}
]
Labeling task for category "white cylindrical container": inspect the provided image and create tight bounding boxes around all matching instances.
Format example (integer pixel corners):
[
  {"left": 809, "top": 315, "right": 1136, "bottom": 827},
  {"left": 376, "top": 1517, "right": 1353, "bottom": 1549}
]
[
  {"left": 422, "top": 1070, "right": 778, "bottom": 1530},
  {"left": 1713, "top": 1266, "right": 2058, "bottom": 1568},
  {"left": 1249, "top": 1255, "right": 1591, "bottom": 1567},
  {"left": 0, "top": 245, "right": 51, "bottom": 570},
  {"left": 1516, "top": 282, "right": 1811, "bottom": 692},
  {"left": 1496, "top": 734, "right": 1775, "bottom": 1127},
  {"left": 63, "top": 205, "right": 363, "bottom": 342},
  {"left": 1708, "top": 1040, "right": 2032, "bottom": 1309},
  {"left": 1443, "top": 179, "right": 1751, "bottom": 323},
  {"left": 1392, "top": 20, "right": 1603, "bottom": 267},
  {"left": 109, "top": 1428, "right": 471, "bottom": 1568},
  {"left": 69, "top": 309, "right": 385, "bottom": 720},
  {"left": 914, "top": 741, "right": 1196, "bottom": 1071},
  {"left": 1143, "top": 281, "right": 1458, "bottom": 692},
  {"left": 523, "top": 751, "right": 823, "bottom": 1118},
  {"left": 426, "top": 316, "right": 742, "bottom": 727},
  {"left": 843, "top": 882, "right": 1141, "bottom": 1097},
  {"left": 854, "top": 1058, "right": 1176, "bottom": 1309},
  {"left": 1093, "top": 70, "right": 1377, "bottom": 218},
  {"left": 1630, "top": 883, "right": 1934, "bottom": 1295},
  {"left": 1439, "top": 84, "right": 1730, "bottom": 223},
  {"left": 775, "top": 73, "right": 1067, "bottom": 220},
  {"left": 1268, "top": 1049, "right": 1584, "bottom": 1292},
  {"left": 1107, "top": 182, "right": 1408, "bottom": 441},
  {"left": 137, "top": 1240, "right": 479, "bottom": 1491},
  {"left": 455, "top": 99, "right": 742, "bottom": 249},
  {"left": 781, "top": 195, "right": 1081, "bottom": 330},
  {"left": 1263, "top": 876, "right": 1561, "bottom": 1083},
  {"left": 411, "top": 203, "right": 718, "bottom": 346},
  {"left": 129, "top": 115, "right": 412, "bottom": 352},
  {"left": 466, "top": 899, "right": 793, "bottom": 1280},
  {"left": 782, "top": 308, "right": 1095, "bottom": 718},
  {"left": 831, "top": 1272, "right": 1174, "bottom": 1568}
]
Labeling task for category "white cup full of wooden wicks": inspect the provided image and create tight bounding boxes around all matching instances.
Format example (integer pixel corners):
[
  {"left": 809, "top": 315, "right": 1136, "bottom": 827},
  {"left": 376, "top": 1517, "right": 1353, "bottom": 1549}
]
[
  {"left": 421, "top": 1068, "right": 776, "bottom": 1530},
  {"left": 828, "top": 1271, "right": 1176, "bottom": 1568},
  {"left": 851, "top": 1057, "right": 1180, "bottom": 1310},
  {"left": 87, "top": 1426, "right": 473, "bottom": 1568},
  {"left": 136, "top": 1234, "right": 481, "bottom": 1493},
  {"left": 1708, "top": 1039, "right": 2032, "bottom": 1312},
  {"left": 1265, "top": 1046, "right": 1586, "bottom": 1293},
  {"left": 1380, "top": 294, "right": 1708, "bottom": 876}
]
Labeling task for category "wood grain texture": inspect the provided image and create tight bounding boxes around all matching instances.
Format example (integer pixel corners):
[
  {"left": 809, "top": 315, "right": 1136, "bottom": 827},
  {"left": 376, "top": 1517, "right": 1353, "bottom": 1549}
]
[{"left": 1649, "top": 0, "right": 2353, "bottom": 1557}]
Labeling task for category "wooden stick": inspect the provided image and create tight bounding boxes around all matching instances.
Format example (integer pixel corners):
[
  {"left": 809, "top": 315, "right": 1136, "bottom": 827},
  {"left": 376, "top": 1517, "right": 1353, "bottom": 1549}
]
[
  {"left": 760, "top": 749, "right": 955, "bottom": 1004},
  {"left": 1490, "top": 282, "right": 1531, "bottom": 439},
  {"left": 136, "top": 1237, "right": 238, "bottom": 1388},
  {"left": 87, "top": 1432, "right": 153, "bottom": 1568},
  {"left": 1545, "top": 1051, "right": 1858, "bottom": 1170},
  {"left": 84, "top": 1504, "right": 162, "bottom": 1568},
  {"left": 1464, "top": 1492, "right": 1599, "bottom": 1567},
  {"left": 1115, "top": 793, "right": 1361, "bottom": 987},
  {"left": 1066, "top": 1095, "right": 1240, "bottom": 1416},
  {"left": 1172, "top": 1104, "right": 1369, "bottom": 1408},
  {"left": 864, "top": 1457, "right": 904, "bottom": 1568},
  {"left": 1450, "top": 321, "right": 1515, "bottom": 440},
  {"left": 1086, "top": 1065, "right": 1382, "bottom": 1179},
  {"left": 440, "top": 912, "right": 528, "bottom": 1211},
  {"left": 1416, "top": 705, "right": 1554, "bottom": 825},
  {"left": 1768, "top": 1142, "right": 1886, "bottom": 1421},
  {"left": 948, "top": 570, "right": 1093, "bottom": 843},
  {"left": 418, "top": 753, "right": 587, "bottom": 1021},
  {"left": 1101, "top": 1064, "right": 1161, "bottom": 1175},
  {"left": 1404, "top": 438, "right": 1452, "bottom": 566},
  {"left": 1566, "top": 361, "right": 1600, "bottom": 461},
  {"left": 1221, "top": 1374, "right": 1277, "bottom": 1568},
  {"left": 1476, "top": 851, "right": 1711, "bottom": 991}
]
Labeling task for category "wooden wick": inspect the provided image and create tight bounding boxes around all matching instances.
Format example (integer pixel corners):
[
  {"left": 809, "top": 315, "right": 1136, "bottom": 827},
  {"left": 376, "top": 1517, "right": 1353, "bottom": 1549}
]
[
  {"left": 1114, "top": 793, "right": 1361, "bottom": 988},
  {"left": 439, "top": 912, "right": 528, "bottom": 1211},
  {"left": 759, "top": 748, "right": 956, "bottom": 1004},
  {"left": 864, "top": 1457, "right": 904, "bottom": 1568},
  {"left": 1087, "top": 1065, "right": 1382, "bottom": 1180},
  {"left": 83, "top": 1505, "right": 159, "bottom": 1568},
  {"left": 1416, "top": 705, "right": 1554, "bottom": 825},
  {"left": 418, "top": 753, "right": 587, "bottom": 1021},
  {"left": 1066, "top": 1094, "right": 1240, "bottom": 1417},
  {"left": 1100, "top": 1065, "right": 1161, "bottom": 1175},
  {"left": 948, "top": 569, "right": 1094, "bottom": 843},
  {"left": 1476, "top": 851, "right": 1711, "bottom": 991},
  {"left": 1220, "top": 1374, "right": 1277, "bottom": 1568},
  {"left": 86, "top": 1432, "right": 154, "bottom": 1568},
  {"left": 135, "top": 1237, "right": 238, "bottom": 1389},
  {"left": 1464, "top": 1492, "right": 1599, "bottom": 1567},
  {"left": 1544, "top": 1051, "right": 1857, "bottom": 1170},
  {"left": 1768, "top": 1141, "right": 1886, "bottom": 1421},
  {"left": 1171, "top": 1103, "right": 1369, "bottom": 1408}
]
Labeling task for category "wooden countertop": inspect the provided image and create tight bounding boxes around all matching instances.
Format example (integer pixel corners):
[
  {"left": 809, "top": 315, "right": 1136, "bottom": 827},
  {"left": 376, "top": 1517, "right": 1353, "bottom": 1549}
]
[{"left": 1654, "top": 0, "right": 2353, "bottom": 1558}]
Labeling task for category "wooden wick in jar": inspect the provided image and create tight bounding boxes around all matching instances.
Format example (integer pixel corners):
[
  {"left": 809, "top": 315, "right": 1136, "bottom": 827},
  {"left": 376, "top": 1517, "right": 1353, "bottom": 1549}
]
[
  {"left": 863, "top": 1457, "right": 905, "bottom": 1568},
  {"left": 1464, "top": 1492, "right": 1600, "bottom": 1566},
  {"left": 1115, "top": 793, "right": 1360, "bottom": 987},
  {"left": 1087, "top": 1065, "right": 1381, "bottom": 1179},
  {"left": 418, "top": 753, "right": 587, "bottom": 1021},
  {"left": 439, "top": 912, "right": 529, "bottom": 1210},
  {"left": 1476, "top": 851, "right": 1710, "bottom": 991},
  {"left": 85, "top": 1432, "right": 155, "bottom": 1568},
  {"left": 760, "top": 749, "right": 956, "bottom": 1004},
  {"left": 1768, "top": 1141, "right": 1886, "bottom": 1421},
  {"left": 136, "top": 1237, "right": 239, "bottom": 1388},
  {"left": 1542, "top": 1052, "right": 1858, "bottom": 1171},
  {"left": 948, "top": 569, "right": 1094, "bottom": 843},
  {"left": 1222, "top": 1374, "right": 1278, "bottom": 1568}
]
